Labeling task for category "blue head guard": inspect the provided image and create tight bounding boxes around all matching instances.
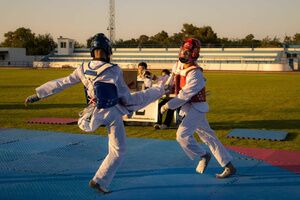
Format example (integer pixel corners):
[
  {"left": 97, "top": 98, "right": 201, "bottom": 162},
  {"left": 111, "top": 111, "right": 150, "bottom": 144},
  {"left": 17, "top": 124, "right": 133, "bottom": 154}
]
[{"left": 90, "top": 33, "right": 112, "bottom": 58}]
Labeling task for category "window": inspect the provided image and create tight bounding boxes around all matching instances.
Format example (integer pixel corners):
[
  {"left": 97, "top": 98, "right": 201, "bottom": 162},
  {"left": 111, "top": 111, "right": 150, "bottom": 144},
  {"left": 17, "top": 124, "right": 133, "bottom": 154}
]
[
  {"left": 69, "top": 42, "right": 73, "bottom": 48},
  {"left": 60, "top": 42, "right": 66, "bottom": 48}
]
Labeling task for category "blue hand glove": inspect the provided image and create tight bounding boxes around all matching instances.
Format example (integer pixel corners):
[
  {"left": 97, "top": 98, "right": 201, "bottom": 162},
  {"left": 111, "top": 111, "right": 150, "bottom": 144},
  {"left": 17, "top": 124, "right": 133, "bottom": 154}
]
[{"left": 25, "top": 94, "right": 40, "bottom": 106}]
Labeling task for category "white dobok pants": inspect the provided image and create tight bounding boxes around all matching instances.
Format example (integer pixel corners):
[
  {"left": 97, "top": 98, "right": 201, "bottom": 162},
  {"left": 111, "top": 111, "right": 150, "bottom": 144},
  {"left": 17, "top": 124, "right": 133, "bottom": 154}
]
[
  {"left": 78, "top": 86, "right": 164, "bottom": 188},
  {"left": 176, "top": 105, "right": 232, "bottom": 167}
]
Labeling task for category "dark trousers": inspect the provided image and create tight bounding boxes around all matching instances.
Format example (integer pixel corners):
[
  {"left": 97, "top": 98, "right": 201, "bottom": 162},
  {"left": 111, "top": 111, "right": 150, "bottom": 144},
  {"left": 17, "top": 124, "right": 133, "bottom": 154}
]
[{"left": 157, "top": 98, "right": 174, "bottom": 127}]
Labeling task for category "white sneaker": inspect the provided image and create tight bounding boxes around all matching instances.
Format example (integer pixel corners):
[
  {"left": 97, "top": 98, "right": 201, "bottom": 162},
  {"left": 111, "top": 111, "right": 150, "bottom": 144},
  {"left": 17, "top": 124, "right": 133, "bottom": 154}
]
[
  {"left": 154, "top": 124, "right": 160, "bottom": 129},
  {"left": 196, "top": 152, "right": 211, "bottom": 174},
  {"left": 159, "top": 124, "right": 168, "bottom": 129}
]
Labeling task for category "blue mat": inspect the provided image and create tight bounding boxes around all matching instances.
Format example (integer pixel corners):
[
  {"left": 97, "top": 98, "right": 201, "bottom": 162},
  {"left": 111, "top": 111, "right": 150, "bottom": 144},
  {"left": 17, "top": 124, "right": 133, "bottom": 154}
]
[
  {"left": 0, "top": 128, "right": 299, "bottom": 200},
  {"left": 227, "top": 128, "right": 288, "bottom": 141}
]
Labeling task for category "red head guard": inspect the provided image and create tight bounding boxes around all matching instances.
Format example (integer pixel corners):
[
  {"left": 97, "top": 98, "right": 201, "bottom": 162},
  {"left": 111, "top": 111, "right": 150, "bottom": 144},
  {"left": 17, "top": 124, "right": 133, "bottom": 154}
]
[{"left": 178, "top": 38, "right": 201, "bottom": 63}]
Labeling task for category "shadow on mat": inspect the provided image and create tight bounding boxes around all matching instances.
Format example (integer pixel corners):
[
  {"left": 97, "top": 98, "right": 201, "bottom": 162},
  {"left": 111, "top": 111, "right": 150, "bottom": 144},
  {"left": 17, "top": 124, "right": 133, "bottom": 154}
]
[
  {"left": 114, "top": 166, "right": 300, "bottom": 192},
  {"left": 114, "top": 180, "right": 300, "bottom": 192}
]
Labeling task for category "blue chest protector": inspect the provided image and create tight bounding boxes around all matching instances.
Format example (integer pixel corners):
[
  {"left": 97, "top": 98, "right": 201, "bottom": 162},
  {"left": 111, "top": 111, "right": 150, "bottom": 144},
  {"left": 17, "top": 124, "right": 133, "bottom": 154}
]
[
  {"left": 94, "top": 82, "right": 119, "bottom": 109},
  {"left": 82, "top": 62, "right": 119, "bottom": 109}
]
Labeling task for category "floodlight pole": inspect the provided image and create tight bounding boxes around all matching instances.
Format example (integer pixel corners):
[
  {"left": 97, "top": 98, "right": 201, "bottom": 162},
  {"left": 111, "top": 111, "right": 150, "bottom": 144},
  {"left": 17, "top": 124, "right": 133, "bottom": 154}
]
[{"left": 108, "top": 0, "right": 116, "bottom": 43}]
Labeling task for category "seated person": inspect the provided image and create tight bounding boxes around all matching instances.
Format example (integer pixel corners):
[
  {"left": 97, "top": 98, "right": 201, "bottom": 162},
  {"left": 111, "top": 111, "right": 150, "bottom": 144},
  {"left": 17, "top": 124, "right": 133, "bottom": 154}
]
[
  {"left": 143, "top": 70, "right": 152, "bottom": 89},
  {"left": 156, "top": 69, "right": 170, "bottom": 85},
  {"left": 137, "top": 62, "right": 148, "bottom": 81},
  {"left": 137, "top": 62, "right": 156, "bottom": 90}
]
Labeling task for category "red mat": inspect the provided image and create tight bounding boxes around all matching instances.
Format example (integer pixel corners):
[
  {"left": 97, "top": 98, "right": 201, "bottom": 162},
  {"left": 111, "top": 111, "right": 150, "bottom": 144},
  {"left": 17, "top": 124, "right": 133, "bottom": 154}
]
[
  {"left": 27, "top": 118, "right": 78, "bottom": 125},
  {"left": 228, "top": 146, "right": 300, "bottom": 174}
]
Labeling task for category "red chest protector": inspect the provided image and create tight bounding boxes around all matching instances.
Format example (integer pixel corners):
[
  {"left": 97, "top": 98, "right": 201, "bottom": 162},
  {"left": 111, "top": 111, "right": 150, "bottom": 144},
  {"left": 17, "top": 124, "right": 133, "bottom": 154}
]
[{"left": 174, "top": 66, "right": 206, "bottom": 102}]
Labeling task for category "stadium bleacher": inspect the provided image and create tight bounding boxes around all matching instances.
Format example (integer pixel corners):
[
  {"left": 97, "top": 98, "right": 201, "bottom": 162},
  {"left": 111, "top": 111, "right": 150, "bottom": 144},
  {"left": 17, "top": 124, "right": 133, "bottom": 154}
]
[{"left": 35, "top": 47, "right": 300, "bottom": 71}]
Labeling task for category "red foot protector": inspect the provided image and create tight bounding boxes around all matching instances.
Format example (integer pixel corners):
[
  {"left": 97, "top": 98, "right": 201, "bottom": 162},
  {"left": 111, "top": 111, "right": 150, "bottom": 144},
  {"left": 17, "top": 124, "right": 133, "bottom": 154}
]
[
  {"left": 228, "top": 146, "right": 300, "bottom": 174},
  {"left": 27, "top": 118, "right": 78, "bottom": 125}
]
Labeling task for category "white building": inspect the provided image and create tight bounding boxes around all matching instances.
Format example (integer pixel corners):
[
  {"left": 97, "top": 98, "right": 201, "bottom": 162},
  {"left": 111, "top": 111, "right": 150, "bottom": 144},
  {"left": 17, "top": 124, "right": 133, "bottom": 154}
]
[
  {"left": 0, "top": 48, "right": 34, "bottom": 67},
  {"left": 57, "top": 37, "right": 74, "bottom": 55}
]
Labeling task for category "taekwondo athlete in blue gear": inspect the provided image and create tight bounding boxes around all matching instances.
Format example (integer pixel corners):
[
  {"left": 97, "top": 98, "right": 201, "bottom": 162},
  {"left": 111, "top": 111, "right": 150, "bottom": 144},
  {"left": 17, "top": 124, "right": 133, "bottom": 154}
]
[{"left": 25, "top": 33, "right": 166, "bottom": 194}]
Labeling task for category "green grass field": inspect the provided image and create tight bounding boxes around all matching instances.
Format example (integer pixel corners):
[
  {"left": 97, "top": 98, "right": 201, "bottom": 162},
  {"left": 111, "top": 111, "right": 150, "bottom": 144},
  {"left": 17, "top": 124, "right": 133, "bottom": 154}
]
[{"left": 0, "top": 68, "right": 300, "bottom": 150}]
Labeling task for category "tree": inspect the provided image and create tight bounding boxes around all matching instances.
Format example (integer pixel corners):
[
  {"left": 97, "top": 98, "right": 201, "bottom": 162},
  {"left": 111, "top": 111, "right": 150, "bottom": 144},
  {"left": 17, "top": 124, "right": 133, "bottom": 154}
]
[
  {"left": 197, "top": 26, "right": 218, "bottom": 45},
  {"left": 283, "top": 35, "right": 293, "bottom": 45},
  {"left": 149, "top": 31, "right": 169, "bottom": 46},
  {"left": 282, "top": 33, "right": 300, "bottom": 45},
  {"left": 181, "top": 23, "right": 199, "bottom": 38},
  {"left": 219, "top": 37, "right": 240, "bottom": 47},
  {"left": 1, "top": 27, "right": 56, "bottom": 55},
  {"left": 83, "top": 23, "right": 299, "bottom": 48},
  {"left": 114, "top": 38, "right": 139, "bottom": 47},
  {"left": 1, "top": 27, "right": 35, "bottom": 52},
  {"left": 241, "top": 34, "right": 261, "bottom": 47},
  {"left": 181, "top": 24, "right": 218, "bottom": 45},
  {"left": 31, "top": 34, "right": 56, "bottom": 55},
  {"left": 138, "top": 35, "right": 149, "bottom": 46},
  {"left": 74, "top": 40, "right": 85, "bottom": 48},
  {"left": 169, "top": 32, "right": 184, "bottom": 46},
  {"left": 244, "top": 34, "right": 255, "bottom": 41},
  {"left": 261, "top": 36, "right": 281, "bottom": 47},
  {"left": 86, "top": 36, "right": 94, "bottom": 48},
  {"left": 293, "top": 33, "right": 300, "bottom": 44}
]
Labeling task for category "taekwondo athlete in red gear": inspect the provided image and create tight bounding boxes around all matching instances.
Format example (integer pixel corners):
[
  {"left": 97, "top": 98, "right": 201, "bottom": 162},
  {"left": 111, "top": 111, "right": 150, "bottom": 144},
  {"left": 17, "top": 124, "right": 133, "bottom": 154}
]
[
  {"left": 162, "top": 38, "right": 236, "bottom": 179},
  {"left": 25, "top": 33, "right": 166, "bottom": 194}
]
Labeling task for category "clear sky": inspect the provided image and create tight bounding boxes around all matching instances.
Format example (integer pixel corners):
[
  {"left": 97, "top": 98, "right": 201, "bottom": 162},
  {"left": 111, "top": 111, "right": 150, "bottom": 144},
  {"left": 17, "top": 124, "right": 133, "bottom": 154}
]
[{"left": 1, "top": 0, "right": 299, "bottom": 44}]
